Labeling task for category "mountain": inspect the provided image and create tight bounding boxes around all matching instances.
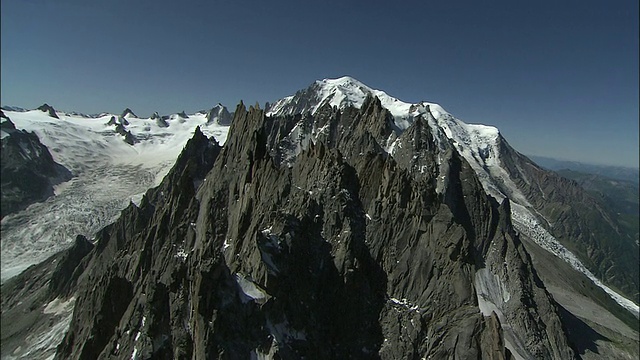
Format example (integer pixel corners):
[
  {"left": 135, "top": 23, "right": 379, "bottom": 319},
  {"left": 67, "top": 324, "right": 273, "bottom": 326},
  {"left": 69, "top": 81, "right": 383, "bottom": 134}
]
[
  {"left": 36, "top": 103, "right": 59, "bottom": 119},
  {"left": 1, "top": 105, "right": 28, "bottom": 112},
  {"left": 1, "top": 112, "right": 72, "bottom": 218},
  {"left": 555, "top": 169, "right": 639, "bottom": 218},
  {"left": 0, "top": 77, "right": 638, "bottom": 359},
  {"left": 269, "top": 77, "right": 639, "bottom": 307}
]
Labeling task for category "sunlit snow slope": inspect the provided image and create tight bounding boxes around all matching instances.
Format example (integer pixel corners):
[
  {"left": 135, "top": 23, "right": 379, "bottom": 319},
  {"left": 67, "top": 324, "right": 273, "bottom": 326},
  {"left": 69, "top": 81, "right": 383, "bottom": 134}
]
[{"left": 1, "top": 108, "right": 229, "bottom": 282}]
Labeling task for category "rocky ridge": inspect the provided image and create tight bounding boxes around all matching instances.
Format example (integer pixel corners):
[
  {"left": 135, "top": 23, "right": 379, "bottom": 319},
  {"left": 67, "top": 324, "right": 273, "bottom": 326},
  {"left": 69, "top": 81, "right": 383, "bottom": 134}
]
[{"left": 495, "top": 138, "right": 639, "bottom": 303}]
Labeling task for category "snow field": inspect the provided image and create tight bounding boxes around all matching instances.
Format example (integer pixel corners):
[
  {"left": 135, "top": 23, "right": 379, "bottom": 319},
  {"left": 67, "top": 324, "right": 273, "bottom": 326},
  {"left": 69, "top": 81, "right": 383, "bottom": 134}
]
[{"left": 1, "top": 109, "right": 229, "bottom": 282}]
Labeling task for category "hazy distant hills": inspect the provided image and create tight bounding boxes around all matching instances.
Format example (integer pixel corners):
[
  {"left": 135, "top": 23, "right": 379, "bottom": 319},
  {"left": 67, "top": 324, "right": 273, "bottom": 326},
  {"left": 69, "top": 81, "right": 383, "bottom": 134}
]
[{"left": 529, "top": 155, "right": 639, "bottom": 184}]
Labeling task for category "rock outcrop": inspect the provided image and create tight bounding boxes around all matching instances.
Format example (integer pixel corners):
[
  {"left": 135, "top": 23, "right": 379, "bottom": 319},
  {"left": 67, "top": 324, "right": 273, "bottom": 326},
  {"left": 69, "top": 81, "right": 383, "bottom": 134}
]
[
  {"left": 120, "top": 108, "right": 138, "bottom": 119},
  {"left": 37, "top": 103, "right": 59, "bottom": 119},
  {"left": 151, "top": 112, "right": 169, "bottom": 127},
  {"left": 114, "top": 123, "right": 138, "bottom": 145}
]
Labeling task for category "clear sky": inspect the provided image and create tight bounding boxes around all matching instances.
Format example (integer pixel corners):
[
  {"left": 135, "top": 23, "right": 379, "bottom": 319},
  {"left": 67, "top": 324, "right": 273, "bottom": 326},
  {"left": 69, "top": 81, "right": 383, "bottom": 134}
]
[{"left": 1, "top": 0, "right": 638, "bottom": 168}]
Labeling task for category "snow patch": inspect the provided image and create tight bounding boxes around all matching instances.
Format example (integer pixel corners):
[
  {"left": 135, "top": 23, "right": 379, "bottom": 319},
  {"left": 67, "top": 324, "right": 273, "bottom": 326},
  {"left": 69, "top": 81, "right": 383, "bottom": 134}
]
[
  {"left": 261, "top": 226, "right": 274, "bottom": 236},
  {"left": 389, "top": 297, "right": 419, "bottom": 312},
  {"left": 259, "top": 227, "right": 282, "bottom": 274},
  {"left": 475, "top": 268, "right": 531, "bottom": 360},
  {"left": 43, "top": 296, "right": 75, "bottom": 315},
  {"left": 235, "top": 273, "right": 269, "bottom": 304},
  {"left": 474, "top": 268, "right": 510, "bottom": 317},
  {"left": 17, "top": 297, "right": 76, "bottom": 359},
  {"left": 175, "top": 247, "right": 188, "bottom": 261}
]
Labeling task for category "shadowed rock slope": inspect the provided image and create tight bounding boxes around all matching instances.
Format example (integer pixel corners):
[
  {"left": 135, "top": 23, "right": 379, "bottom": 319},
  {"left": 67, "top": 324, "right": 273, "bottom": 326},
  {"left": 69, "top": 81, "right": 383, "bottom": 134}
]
[{"left": 4, "top": 99, "right": 578, "bottom": 359}]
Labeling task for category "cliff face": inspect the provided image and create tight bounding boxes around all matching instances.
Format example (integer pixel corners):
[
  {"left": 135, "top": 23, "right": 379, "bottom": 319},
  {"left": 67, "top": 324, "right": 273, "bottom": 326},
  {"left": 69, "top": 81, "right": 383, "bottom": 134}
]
[{"left": 3, "top": 99, "right": 576, "bottom": 359}]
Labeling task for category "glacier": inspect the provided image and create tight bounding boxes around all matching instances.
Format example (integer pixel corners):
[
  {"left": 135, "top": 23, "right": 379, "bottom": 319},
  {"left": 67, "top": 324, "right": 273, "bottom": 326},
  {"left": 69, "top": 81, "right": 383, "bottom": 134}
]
[{"left": 1, "top": 108, "right": 229, "bottom": 282}]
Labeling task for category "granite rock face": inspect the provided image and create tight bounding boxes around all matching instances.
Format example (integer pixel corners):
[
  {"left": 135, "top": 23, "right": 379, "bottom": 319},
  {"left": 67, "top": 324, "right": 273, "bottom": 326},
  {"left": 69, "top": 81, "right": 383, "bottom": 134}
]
[
  {"left": 1, "top": 116, "right": 73, "bottom": 218},
  {"left": 120, "top": 108, "right": 138, "bottom": 119},
  {"left": 6, "top": 98, "right": 576, "bottom": 359}
]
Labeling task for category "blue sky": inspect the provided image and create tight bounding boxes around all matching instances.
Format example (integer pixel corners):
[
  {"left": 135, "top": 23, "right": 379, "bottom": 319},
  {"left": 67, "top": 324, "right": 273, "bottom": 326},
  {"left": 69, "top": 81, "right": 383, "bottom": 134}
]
[{"left": 1, "top": 0, "right": 638, "bottom": 168}]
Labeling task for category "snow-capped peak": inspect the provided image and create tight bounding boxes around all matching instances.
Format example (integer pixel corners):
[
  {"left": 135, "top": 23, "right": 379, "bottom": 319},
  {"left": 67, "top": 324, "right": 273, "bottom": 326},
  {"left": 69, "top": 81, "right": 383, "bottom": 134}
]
[
  {"left": 313, "top": 77, "right": 411, "bottom": 123},
  {"left": 267, "top": 77, "right": 503, "bottom": 180},
  {"left": 268, "top": 76, "right": 418, "bottom": 131},
  {"left": 267, "top": 75, "right": 517, "bottom": 245},
  {"left": 268, "top": 76, "right": 480, "bottom": 136}
]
